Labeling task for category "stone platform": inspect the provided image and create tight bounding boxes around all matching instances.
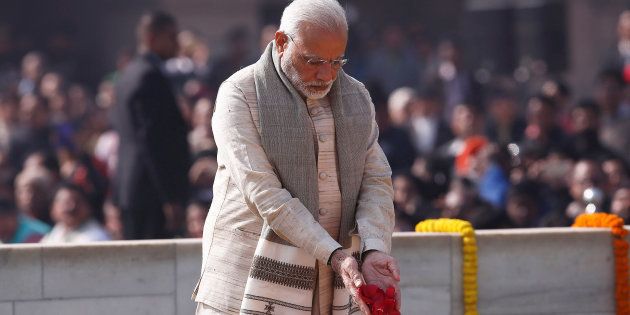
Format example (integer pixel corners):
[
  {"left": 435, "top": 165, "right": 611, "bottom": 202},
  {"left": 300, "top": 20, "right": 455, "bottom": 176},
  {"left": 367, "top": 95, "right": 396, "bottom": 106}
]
[{"left": 0, "top": 228, "right": 621, "bottom": 314}]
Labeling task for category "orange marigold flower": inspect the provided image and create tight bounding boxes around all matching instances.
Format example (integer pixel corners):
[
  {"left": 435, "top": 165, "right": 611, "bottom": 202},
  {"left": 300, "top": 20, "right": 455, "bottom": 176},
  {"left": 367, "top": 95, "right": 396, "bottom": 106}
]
[{"left": 573, "top": 213, "right": 629, "bottom": 315}]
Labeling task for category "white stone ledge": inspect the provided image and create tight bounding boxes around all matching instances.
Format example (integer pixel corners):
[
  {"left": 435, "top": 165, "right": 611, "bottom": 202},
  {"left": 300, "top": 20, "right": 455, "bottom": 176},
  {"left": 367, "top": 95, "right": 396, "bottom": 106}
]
[
  {"left": 0, "top": 245, "right": 42, "bottom": 302},
  {"left": 0, "top": 302, "right": 12, "bottom": 315},
  {"left": 0, "top": 228, "right": 626, "bottom": 315},
  {"left": 14, "top": 295, "right": 174, "bottom": 315},
  {"left": 42, "top": 241, "right": 176, "bottom": 299}
]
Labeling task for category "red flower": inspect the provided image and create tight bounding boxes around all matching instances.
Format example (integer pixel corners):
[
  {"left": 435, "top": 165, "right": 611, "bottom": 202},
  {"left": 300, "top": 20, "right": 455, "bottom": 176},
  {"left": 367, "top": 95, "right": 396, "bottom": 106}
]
[{"left": 359, "top": 284, "right": 400, "bottom": 315}]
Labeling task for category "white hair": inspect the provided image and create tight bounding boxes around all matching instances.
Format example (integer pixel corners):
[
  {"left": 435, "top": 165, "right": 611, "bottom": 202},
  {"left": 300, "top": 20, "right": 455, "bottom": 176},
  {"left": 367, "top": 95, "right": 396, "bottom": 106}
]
[
  {"left": 388, "top": 87, "right": 416, "bottom": 114},
  {"left": 279, "top": 0, "right": 348, "bottom": 38}
]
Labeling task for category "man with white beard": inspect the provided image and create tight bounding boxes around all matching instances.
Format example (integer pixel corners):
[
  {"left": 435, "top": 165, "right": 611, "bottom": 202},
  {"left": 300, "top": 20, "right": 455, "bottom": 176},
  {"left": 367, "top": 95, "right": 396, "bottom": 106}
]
[{"left": 192, "top": 0, "right": 400, "bottom": 314}]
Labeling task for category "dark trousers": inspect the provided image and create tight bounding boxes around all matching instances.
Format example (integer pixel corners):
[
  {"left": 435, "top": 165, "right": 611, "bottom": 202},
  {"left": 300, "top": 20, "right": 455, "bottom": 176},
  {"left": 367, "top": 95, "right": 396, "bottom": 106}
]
[{"left": 120, "top": 192, "right": 170, "bottom": 239}]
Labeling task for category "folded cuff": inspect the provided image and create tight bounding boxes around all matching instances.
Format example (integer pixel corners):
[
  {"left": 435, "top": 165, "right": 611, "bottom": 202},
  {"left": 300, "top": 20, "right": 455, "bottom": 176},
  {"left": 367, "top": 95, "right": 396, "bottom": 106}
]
[{"left": 362, "top": 238, "right": 389, "bottom": 255}]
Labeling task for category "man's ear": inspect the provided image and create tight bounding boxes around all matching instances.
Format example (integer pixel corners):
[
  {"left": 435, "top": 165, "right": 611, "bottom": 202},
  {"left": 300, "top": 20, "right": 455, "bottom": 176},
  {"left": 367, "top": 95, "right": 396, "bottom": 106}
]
[{"left": 275, "top": 31, "right": 288, "bottom": 54}]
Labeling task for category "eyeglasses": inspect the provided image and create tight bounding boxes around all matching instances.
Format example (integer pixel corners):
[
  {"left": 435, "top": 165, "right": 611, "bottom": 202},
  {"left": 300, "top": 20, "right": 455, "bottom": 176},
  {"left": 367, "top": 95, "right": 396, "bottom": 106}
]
[{"left": 286, "top": 33, "right": 348, "bottom": 69}]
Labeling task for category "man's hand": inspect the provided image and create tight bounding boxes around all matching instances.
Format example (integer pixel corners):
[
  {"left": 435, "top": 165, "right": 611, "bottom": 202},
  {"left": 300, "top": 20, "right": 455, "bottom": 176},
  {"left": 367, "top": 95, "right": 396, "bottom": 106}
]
[
  {"left": 361, "top": 251, "right": 401, "bottom": 310},
  {"left": 330, "top": 250, "right": 371, "bottom": 314}
]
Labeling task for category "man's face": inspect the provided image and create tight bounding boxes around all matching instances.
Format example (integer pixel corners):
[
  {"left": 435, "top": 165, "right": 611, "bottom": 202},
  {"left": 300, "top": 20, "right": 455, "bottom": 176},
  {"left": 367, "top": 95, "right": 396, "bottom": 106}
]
[
  {"left": 277, "top": 25, "right": 347, "bottom": 99},
  {"left": 22, "top": 54, "right": 43, "bottom": 80},
  {"left": 152, "top": 24, "right": 179, "bottom": 60},
  {"left": 603, "top": 159, "right": 628, "bottom": 192},
  {"left": 19, "top": 95, "right": 49, "bottom": 129},
  {"left": 571, "top": 107, "right": 598, "bottom": 133},
  {"left": 451, "top": 104, "right": 476, "bottom": 138},
  {"left": 569, "top": 161, "right": 603, "bottom": 201},
  {"left": 15, "top": 182, "right": 42, "bottom": 216},
  {"left": 51, "top": 188, "right": 90, "bottom": 230},
  {"left": 527, "top": 98, "right": 553, "bottom": 129},
  {"left": 506, "top": 196, "right": 536, "bottom": 227}
]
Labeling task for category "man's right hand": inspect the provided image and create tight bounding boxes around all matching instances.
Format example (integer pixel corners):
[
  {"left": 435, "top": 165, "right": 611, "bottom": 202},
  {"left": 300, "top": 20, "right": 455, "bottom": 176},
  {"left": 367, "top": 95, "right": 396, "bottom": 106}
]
[{"left": 330, "top": 250, "right": 371, "bottom": 314}]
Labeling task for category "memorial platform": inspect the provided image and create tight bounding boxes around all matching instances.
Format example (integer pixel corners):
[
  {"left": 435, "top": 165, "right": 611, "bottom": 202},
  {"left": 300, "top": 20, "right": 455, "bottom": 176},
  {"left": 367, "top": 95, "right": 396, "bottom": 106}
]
[{"left": 0, "top": 228, "right": 621, "bottom": 314}]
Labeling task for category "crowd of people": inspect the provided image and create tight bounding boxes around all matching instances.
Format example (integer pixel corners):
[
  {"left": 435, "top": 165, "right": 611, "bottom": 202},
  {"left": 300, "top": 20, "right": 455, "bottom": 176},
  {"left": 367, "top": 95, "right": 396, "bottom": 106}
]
[
  {"left": 1, "top": 8, "right": 630, "bottom": 244},
  {"left": 378, "top": 11, "right": 630, "bottom": 231}
]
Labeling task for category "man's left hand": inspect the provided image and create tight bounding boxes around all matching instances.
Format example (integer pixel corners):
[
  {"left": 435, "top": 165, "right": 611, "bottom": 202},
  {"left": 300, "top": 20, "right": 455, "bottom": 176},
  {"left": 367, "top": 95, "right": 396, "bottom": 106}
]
[{"left": 361, "top": 251, "right": 401, "bottom": 310}]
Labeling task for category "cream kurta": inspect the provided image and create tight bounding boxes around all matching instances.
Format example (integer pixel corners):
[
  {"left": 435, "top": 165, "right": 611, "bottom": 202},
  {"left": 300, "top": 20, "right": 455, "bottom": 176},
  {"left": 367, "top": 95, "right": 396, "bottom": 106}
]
[
  {"left": 193, "top": 65, "right": 395, "bottom": 314},
  {"left": 306, "top": 97, "right": 343, "bottom": 314}
]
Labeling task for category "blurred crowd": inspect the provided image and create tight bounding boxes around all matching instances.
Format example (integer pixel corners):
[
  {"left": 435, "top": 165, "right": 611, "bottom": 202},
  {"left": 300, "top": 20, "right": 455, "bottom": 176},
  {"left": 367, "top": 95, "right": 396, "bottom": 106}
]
[
  {"left": 1, "top": 9, "right": 630, "bottom": 245},
  {"left": 379, "top": 11, "right": 630, "bottom": 231}
]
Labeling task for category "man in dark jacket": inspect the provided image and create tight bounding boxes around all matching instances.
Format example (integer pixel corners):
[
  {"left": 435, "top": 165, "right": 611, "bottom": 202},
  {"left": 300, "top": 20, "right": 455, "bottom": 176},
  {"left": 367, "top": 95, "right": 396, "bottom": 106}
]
[{"left": 112, "top": 11, "right": 190, "bottom": 239}]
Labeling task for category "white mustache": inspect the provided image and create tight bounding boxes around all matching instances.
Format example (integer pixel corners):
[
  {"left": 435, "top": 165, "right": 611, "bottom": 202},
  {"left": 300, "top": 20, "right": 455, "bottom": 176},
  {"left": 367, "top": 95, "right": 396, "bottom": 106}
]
[{"left": 308, "top": 80, "right": 333, "bottom": 87}]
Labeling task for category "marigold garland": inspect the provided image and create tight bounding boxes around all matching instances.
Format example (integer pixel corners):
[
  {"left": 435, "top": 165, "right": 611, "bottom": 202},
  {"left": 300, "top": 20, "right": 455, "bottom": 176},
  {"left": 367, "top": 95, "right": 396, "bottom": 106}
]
[
  {"left": 415, "top": 218, "right": 478, "bottom": 315},
  {"left": 573, "top": 213, "right": 630, "bottom": 315}
]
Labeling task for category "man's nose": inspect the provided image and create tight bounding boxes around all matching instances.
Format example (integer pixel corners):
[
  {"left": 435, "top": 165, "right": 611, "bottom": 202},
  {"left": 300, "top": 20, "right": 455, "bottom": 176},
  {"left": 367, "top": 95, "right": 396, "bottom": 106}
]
[{"left": 315, "top": 63, "right": 336, "bottom": 82}]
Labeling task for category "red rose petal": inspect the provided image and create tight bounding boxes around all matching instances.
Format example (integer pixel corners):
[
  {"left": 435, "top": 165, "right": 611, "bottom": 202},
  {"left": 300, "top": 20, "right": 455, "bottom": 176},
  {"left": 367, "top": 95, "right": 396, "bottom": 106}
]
[
  {"left": 385, "top": 286, "right": 396, "bottom": 298},
  {"left": 358, "top": 285, "right": 399, "bottom": 315}
]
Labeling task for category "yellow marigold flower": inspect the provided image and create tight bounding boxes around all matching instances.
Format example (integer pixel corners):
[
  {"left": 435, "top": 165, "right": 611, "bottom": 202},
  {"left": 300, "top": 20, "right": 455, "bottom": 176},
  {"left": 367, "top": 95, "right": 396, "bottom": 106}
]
[{"left": 416, "top": 219, "right": 478, "bottom": 314}]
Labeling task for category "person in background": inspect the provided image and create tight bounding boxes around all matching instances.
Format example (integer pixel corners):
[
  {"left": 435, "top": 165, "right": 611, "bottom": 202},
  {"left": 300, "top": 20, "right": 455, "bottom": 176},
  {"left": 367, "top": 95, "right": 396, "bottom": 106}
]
[
  {"left": 528, "top": 151, "right": 574, "bottom": 228},
  {"left": 0, "top": 92, "right": 19, "bottom": 151},
  {"left": 17, "top": 52, "right": 45, "bottom": 96},
  {"left": 521, "top": 94, "right": 567, "bottom": 157},
  {"left": 41, "top": 182, "right": 110, "bottom": 243},
  {"left": 188, "top": 150, "right": 217, "bottom": 205},
  {"left": 386, "top": 86, "right": 415, "bottom": 128},
  {"left": 188, "top": 97, "right": 215, "bottom": 156},
  {"left": 207, "top": 26, "right": 254, "bottom": 96},
  {"left": 365, "top": 25, "right": 420, "bottom": 95},
  {"left": 8, "top": 94, "right": 55, "bottom": 170},
  {"left": 441, "top": 176, "right": 497, "bottom": 229},
  {"left": 22, "top": 150, "right": 60, "bottom": 181},
  {"left": 103, "top": 199, "right": 123, "bottom": 240},
  {"left": 540, "top": 79, "right": 573, "bottom": 134},
  {"left": 165, "top": 30, "right": 211, "bottom": 94},
  {"left": 611, "top": 186, "right": 630, "bottom": 223},
  {"left": 484, "top": 91, "right": 525, "bottom": 146},
  {"left": 392, "top": 172, "right": 436, "bottom": 231},
  {"left": 456, "top": 137, "right": 510, "bottom": 210},
  {"left": 594, "top": 69, "right": 630, "bottom": 125},
  {"left": 185, "top": 199, "right": 208, "bottom": 238},
  {"left": 602, "top": 157, "right": 630, "bottom": 197},
  {"left": 495, "top": 181, "right": 541, "bottom": 228},
  {"left": 92, "top": 81, "right": 119, "bottom": 179},
  {"left": 376, "top": 88, "right": 415, "bottom": 173},
  {"left": 597, "top": 69, "right": 630, "bottom": 165},
  {"left": 565, "top": 159, "right": 606, "bottom": 221},
  {"left": 424, "top": 39, "right": 479, "bottom": 123},
  {"left": 14, "top": 166, "right": 56, "bottom": 224},
  {"left": 112, "top": 11, "right": 191, "bottom": 239},
  {"left": 567, "top": 99, "right": 618, "bottom": 162},
  {"left": 409, "top": 86, "right": 452, "bottom": 157},
  {"left": 39, "top": 72, "right": 64, "bottom": 102},
  {"left": 0, "top": 198, "right": 50, "bottom": 243},
  {"left": 435, "top": 102, "right": 483, "bottom": 160},
  {"left": 603, "top": 10, "right": 630, "bottom": 71}
]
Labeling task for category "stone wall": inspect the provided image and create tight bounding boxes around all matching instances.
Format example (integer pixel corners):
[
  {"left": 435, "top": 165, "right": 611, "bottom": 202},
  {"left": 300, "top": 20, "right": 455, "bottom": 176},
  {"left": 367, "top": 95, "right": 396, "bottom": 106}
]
[
  {"left": 0, "top": 239, "right": 200, "bottom": 315},
  {"left": 0, "top": 228, "right": 621, "bottom": 314}
]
